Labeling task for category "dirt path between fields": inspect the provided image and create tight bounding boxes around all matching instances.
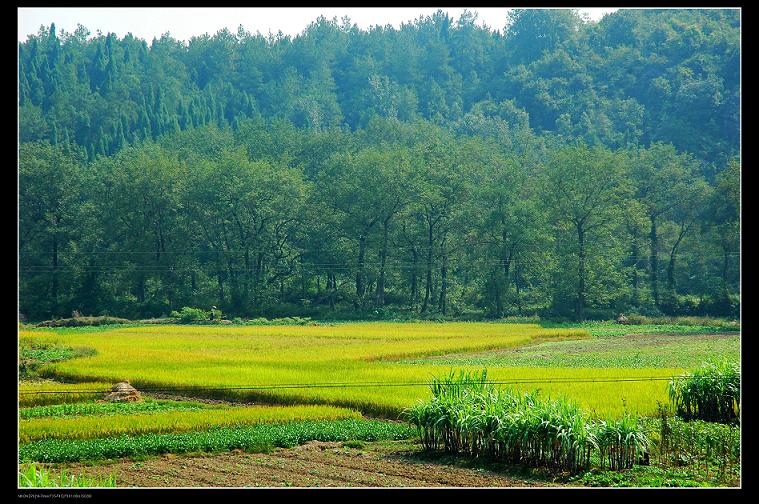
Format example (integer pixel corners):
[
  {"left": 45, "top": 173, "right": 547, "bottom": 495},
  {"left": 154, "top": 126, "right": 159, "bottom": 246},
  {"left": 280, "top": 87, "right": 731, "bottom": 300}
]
[{"left": 60, "top": 440, "right": 560, "bottom": 488}]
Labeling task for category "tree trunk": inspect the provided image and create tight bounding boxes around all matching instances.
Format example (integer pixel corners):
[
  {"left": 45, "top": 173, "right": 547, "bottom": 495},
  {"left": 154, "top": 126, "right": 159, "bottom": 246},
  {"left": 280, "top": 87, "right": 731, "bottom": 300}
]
[
  {"left": 438, "top": 240, "right": 448, "bottom": 315},
  {"left": 650, "top": 216, "right": 659, "bottom": 307},
  {"left": 410, "top": 248, "right": 418, "bottom": 310},
  {"left": 51, "top": 232, "right": 58, "bottom": 318},
  {"left": 376, "top": 217, "right": 390, "bottom": 306},
  {"left": 576, "top": 224, "right": 586, "bottom": 322},
  {"left": 492, "top": 268, "right": 503, "bottom": 318},
  {"left": 254, "top": 252, "right": 264, "bottom": 304},
  {"left": 421, "top": 221, "right": 434, "bottom": 314},
  {"left": 502, "top": 247, "right": 513, "bottom": 314},
  {"left": 667, "top": 223, "right": 689, "bottom": 294},
  {"left": 515, "top": 264, "right": 523, "bottom": 315},
  {"left": 217, "top": 269, "right": 224, "bottom": 306},
  {"left": 328, "top": 272, "right": 336, "bottom": 310},
  {"left": 722, "top": 245, "right": 731, "bottom": 296},
  {"left": 356, "top": 234, "right": 367, "bottom": 301},
  {"left": 630, "top": 234, "right": 640, "bottom": 307}
]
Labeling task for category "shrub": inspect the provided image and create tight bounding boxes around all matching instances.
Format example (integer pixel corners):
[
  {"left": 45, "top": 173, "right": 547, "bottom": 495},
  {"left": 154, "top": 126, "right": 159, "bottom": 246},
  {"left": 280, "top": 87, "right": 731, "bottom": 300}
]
[
  {"left": 668, "top": 360, "right": 740, "bottom": 423},
  {"left": 169, "top": 307, "right": 209, "bottom": 323},
  {"left": 651, "top": 404, "right": 740, "bottom": 482},
  {"left": 35, "top": 316, "right": 132, "bottom": 328}
]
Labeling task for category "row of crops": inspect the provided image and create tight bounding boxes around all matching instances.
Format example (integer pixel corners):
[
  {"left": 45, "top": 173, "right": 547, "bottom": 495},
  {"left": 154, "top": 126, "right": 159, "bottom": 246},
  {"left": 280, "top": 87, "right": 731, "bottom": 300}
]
[
  {"left": 405, "top": 364, "right": 740, "bottom": 475},
  {"left": 404, "top": 370, "right": 649, "bottom": 473},
  {"left": 17, "top": 323, "right": 740, "bottom": 487}
]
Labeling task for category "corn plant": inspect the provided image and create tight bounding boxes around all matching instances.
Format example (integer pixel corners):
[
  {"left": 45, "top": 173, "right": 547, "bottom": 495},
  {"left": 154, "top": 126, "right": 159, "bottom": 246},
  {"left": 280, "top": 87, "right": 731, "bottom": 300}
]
[
  {"left": 403, "top": 370, "right": 617, "bottom": 473},
  {"left": 668, "top": 360, "right": 740, "bottom": 423},
  {"left": 592, "top": 414, "right": 650, "bottom": 470}
]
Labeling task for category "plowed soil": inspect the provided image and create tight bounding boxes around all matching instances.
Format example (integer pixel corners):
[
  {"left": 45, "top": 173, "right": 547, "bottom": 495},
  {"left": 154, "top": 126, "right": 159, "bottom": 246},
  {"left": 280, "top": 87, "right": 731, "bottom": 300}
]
[{"left": 60, "top": 440, "right": 560, "bottom": 488}]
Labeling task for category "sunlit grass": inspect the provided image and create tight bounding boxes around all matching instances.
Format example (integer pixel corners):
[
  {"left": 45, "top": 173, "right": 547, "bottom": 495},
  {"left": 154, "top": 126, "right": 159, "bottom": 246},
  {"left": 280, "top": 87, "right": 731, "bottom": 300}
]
[
  {"left": 18, "top": 323, "right": 686, "bottom": 418},
  {"left": 18, "top": 463, "right": 116, "bottom": 487},
  {"left": 19, "top": 381, "right": 115, "bottom": 407},
  {"left": 19, "top": 404, "right": 361, "bottom": 442},
  {"left": 402, "top": 333, "right": 740, "bottom": 368}
]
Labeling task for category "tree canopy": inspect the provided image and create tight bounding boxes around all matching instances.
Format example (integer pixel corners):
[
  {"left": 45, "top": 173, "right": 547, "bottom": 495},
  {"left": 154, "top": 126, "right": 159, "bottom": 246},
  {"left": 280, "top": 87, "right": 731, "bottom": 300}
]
[{"left": 18, "top": 9, "right": 740, "bottom": 321}]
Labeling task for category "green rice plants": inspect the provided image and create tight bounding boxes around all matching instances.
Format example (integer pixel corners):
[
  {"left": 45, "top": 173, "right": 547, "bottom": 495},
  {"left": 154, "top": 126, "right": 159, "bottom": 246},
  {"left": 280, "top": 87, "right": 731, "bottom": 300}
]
[
  {"left": 668, "top": 359, "right": 740, "bottom": 423},
  {"left": 22, "top": 323, "right": 677, "bottom": 418},
  {"left": 19, "top": 404, "right": 361, "bottom": 443},
  {"left": 19, "top": 381, "right": 113, "bottom": 408}
]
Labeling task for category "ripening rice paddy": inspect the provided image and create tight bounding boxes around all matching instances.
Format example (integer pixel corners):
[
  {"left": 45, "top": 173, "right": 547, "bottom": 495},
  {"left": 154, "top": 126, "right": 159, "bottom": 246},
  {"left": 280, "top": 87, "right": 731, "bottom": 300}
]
[
  {"left": 19, "top": 404, "right": 360, "bottom": 443},
  {"left": 19, "top": 322, "right": 691, "bottom": 418}
]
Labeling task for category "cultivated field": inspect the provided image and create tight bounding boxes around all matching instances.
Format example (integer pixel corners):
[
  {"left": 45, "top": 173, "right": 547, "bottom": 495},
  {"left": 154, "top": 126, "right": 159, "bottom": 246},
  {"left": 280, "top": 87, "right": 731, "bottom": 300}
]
[
  {"left": 18, "top": 321, "right": 740, "bottom": 487},
  {"left": 20, "top": 322, "right": 687, "bottom": 418}
]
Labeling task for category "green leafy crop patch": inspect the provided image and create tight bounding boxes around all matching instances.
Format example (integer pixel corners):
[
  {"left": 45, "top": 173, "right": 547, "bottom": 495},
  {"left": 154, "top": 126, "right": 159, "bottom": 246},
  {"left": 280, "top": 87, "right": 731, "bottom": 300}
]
[{"left": 19, "top": 419, "right": 416, "bottom": 463}]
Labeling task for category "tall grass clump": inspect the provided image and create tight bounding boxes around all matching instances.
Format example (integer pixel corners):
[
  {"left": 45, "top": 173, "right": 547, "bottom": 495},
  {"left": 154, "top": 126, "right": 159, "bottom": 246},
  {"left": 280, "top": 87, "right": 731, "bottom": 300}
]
[
  {"left": 18, "top": 463, "right": 116, "bottom": 487},
  {"left": 404, "top": 370, "right": 621, "bottom": 473},
  {"left": 592, "top": 415, "right": 650, "bottom": 470},
  {"left": 668, "top": 360, "right": 740, "bottom": 423}
]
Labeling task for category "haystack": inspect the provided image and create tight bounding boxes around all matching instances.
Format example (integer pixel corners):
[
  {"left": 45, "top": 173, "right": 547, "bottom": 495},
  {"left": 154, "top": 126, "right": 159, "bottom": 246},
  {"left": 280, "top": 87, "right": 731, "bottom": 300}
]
[{"left": 105, "top": 381, "right": 143, "bottom": 402}]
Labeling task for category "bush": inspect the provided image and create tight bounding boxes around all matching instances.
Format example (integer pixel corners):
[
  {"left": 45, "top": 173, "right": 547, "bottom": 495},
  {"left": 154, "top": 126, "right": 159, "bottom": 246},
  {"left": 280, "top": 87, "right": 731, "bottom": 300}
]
[
  {"left": 651, "top": 408, "right": 740, "bottom": 479},
  {"left": 623, "top": 314, "right": 647, "bottom": 325},
  {"left": 668, "top": 360, "right": 740, "bottom": 423},
  {"left": 35, "top": 316, "right": 132, "bottom": 328},
  {"left": 701, "top": 294, "right": 740, "bottom": 318},
  {"left": 169, "top": 307, "right": 210, "bottom": 323}
]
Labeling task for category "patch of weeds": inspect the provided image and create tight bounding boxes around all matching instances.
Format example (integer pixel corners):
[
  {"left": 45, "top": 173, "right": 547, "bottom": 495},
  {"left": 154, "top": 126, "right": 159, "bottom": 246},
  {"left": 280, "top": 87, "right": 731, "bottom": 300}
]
[
  {"left": 342, "top": 440, "right": 365, "bottom": 449},
  {"left": 19, "top": 343, "right": 95, "bottom": 379}
]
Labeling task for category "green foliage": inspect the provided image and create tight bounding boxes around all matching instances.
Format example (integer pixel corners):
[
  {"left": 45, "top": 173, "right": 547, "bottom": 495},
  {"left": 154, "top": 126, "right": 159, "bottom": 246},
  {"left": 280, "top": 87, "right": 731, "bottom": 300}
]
[
  {"left": 668, "top": 360, "right": 740, "bottom": 423},
  {"left": 169, "top": 306, "right": 210, "bottom": 322},
  {"left": 18, "top": 463, "right": 116, "bottom": 488},
  {"left": 403, "top": 331, "right": 739, "bottom": 369},
  {"left": 19, "top": 419, "right": 416, "bottom": 463},
  {"left": 36, "top": 316, "right": 132, "bottom": 327},
  {"left": 19, "top": 342, "right": 94, "bottom": 379},
  {"left": 404, "top": 370, "right": 649, "bottom": 473},
  {"left": 19, "top": 399, "right": 206, "bottom": 420},
  {"left": 650, "top": 409, "right": 739, "bottom": 481},
  {"left": 18, "top": 11, "right": 741, "bottom": 322}
]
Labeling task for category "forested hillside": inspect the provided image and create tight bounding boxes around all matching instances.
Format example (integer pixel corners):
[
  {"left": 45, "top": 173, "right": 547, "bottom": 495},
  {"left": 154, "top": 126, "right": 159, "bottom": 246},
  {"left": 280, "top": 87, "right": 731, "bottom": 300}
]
[{"left": 18, "top": 9, "right": 740, "bottom": 321}]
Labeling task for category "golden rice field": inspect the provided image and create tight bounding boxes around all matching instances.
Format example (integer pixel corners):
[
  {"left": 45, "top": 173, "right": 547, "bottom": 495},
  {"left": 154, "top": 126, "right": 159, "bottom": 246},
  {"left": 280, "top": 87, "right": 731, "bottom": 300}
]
[
  {"left": 19, "top": 381, "right": 115, "bottom": 408},
  {"left": 20, "top": 323, "right": 682, "bottom": 418},
  {"left": 19, "top": 404, "right": 360, "bottom": 443}
]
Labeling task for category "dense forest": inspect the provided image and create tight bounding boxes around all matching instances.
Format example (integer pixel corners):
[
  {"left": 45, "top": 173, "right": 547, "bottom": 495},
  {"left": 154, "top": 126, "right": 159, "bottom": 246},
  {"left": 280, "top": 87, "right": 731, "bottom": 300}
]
[{"left": 18, "top": 9, "right": 740, "bottom": 321}]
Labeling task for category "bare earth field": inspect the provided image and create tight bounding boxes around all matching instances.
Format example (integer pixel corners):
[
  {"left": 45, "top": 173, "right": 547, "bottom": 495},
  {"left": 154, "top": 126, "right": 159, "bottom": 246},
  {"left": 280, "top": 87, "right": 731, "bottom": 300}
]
[{"left": 59, "top": 440, "right": 558, "bottom": 488}]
